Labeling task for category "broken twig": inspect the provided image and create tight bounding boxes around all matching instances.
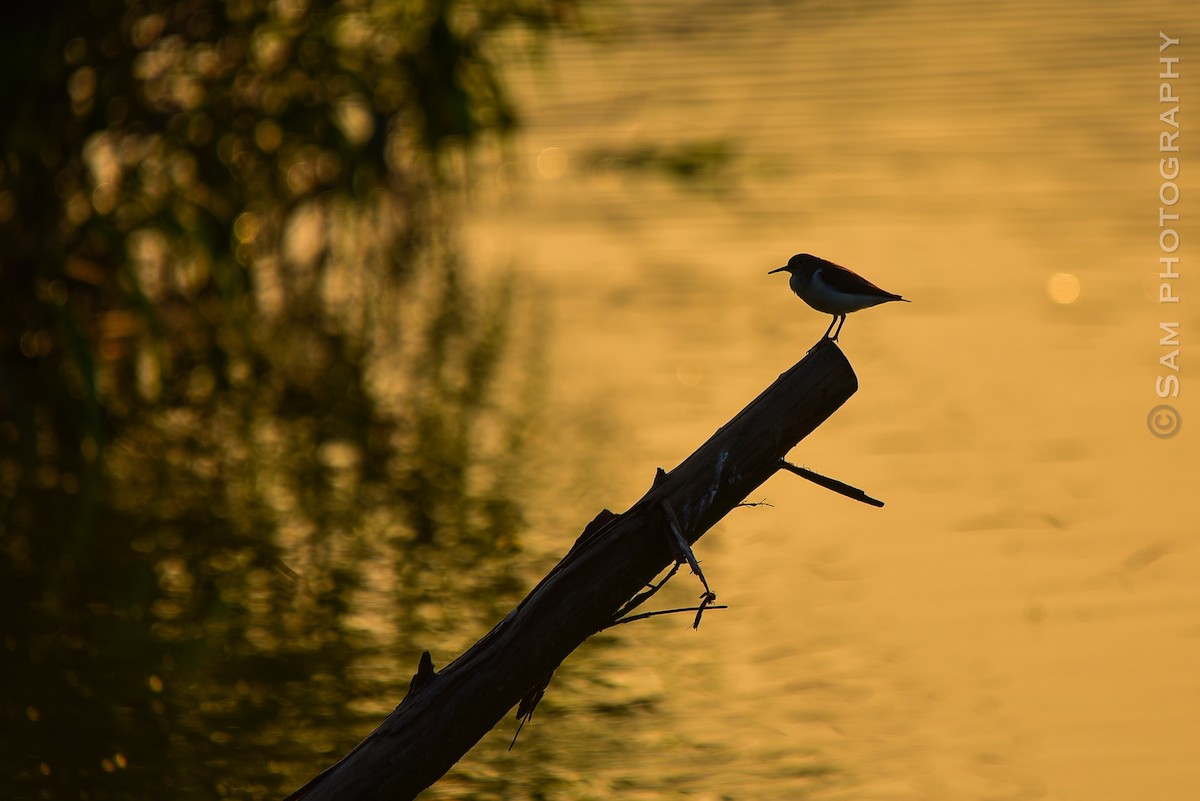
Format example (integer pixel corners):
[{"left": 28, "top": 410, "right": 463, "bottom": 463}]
[{"left": 777, "top": 460, "right": 884, "bottom": 507}]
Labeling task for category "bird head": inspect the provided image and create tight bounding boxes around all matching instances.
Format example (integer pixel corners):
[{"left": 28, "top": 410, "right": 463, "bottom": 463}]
[{"left": 768, "top": 253, "right": 821, "bottom": 276}]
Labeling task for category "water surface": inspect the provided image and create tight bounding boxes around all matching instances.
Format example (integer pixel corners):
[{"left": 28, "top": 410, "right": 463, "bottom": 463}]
[{"left": 461, "top": 2, "right": 1200, "bottom": 799}]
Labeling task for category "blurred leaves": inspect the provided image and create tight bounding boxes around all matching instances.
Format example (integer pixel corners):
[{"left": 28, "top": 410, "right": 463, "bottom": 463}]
[
  {"left": 0, "top": 0, "right": 575, "bottom": 798},
  {"left": 0, "top": 0, "right": 576, "bottom": 498}
]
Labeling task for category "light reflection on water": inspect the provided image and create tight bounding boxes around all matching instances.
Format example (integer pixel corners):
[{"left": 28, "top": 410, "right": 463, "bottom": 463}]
[{"left": 460, "top": 2, "right": 1200, "bottom": 800}]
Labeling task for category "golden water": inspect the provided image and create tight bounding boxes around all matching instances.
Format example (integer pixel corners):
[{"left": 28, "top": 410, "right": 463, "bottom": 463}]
[{"left": 458, "top": 2, "right": 1200, "bottom": 799}]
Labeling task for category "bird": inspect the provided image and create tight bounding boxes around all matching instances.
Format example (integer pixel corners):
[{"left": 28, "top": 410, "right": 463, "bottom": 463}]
[{"left": 769, "top": 253, "right": 908, "bottom": 340}]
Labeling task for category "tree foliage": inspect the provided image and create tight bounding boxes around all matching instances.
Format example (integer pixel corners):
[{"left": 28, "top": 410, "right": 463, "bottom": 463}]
[
  {"left": 2, "top": 0, "right": 570, "bottom": 489},
  {"left": 0, "top": 2, "right": 575, "bottom": 796}
]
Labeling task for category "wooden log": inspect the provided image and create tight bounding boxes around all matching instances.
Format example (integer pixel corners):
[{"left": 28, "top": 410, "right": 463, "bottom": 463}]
[{"left": 286, "top": 338, "right": 859, "bottom": 801}]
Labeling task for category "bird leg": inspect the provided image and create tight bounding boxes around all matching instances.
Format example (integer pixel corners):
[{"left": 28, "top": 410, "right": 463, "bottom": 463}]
[
  {"left": 831, "top": 314, "right": 846, "bottom": 340},
  {"left": 824, "top": 314, "right": 846, "bottom": 340}
]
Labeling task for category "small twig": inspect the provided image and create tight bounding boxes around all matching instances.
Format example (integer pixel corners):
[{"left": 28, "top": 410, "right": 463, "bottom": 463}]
[
  {"left": 612, "top": 562, "right": 681, "bottom": 622},
  {"left": 691, "top": 591, "right": 718, "bottom": 630},
  {"left": 776, "top": 460, "right": 884, "bottom": 507},
  {"left": 735, "top": 498, "right": 773, "bottom": 509},
  {"left": 606, "top": 604, "right": 729, "bottom": 628},
  {"left": 509, "top": 670, "right": 554, "bottom": 750},
  {"left": 660, "top": 499, "right": 711, "bottom": 596},
  {"left": 658, "top": 499, "right": 719, "bottom": 628},
  {"left": 509, "top": 715, "right": 529, "bottom": 751}
]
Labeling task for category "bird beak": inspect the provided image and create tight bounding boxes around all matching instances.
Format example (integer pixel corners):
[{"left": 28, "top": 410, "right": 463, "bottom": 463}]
[{"left": 768, "top": 266, "right": 788, "bottom": 274}]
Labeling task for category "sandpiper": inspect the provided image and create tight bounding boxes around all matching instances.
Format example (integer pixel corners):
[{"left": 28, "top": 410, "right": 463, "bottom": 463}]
[{"left": 769, "top": 253, "right": 908, "bottom": 340}]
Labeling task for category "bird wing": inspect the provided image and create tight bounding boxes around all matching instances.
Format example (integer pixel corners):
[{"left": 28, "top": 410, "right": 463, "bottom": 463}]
[{"left": 819, "top": 263, "right": 904, "bottom": 300}]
